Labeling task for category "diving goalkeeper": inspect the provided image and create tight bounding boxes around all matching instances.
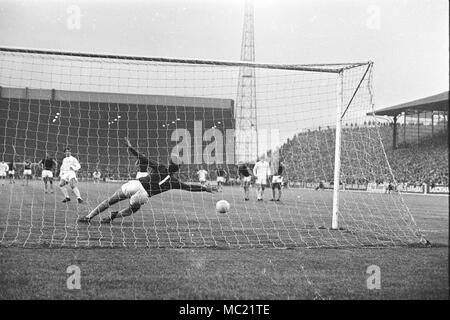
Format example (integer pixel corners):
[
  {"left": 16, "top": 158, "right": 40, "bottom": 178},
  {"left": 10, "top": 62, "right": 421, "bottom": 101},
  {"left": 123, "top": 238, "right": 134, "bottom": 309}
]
[{"left": 78, "top": 138, "right": 216, "bottom": 223}]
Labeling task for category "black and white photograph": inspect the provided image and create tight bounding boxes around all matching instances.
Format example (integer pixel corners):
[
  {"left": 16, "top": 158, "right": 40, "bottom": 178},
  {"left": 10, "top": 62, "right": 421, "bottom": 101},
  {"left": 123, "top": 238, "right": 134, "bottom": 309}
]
[{"left": 0, "top": 0, "right": 448, "bottom": 306}]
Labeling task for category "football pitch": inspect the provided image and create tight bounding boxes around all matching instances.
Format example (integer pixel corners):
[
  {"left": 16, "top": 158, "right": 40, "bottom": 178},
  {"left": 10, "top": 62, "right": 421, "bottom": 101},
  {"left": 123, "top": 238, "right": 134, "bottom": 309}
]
[{"left": 0, "top": 181, "right": 448, "bottom": 299}]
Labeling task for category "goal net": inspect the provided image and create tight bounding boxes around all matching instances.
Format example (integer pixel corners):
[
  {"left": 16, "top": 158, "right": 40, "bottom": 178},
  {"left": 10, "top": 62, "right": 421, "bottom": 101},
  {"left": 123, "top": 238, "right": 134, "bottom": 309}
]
[{"left": 0, "top": 47, "right": 427, "bottom": 248}]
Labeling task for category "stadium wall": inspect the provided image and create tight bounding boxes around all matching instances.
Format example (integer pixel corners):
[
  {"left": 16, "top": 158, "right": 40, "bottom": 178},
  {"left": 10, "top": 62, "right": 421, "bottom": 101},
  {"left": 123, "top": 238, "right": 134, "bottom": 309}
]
[{"left": 0, "top": 87, "right": 235, "bottom": 177}]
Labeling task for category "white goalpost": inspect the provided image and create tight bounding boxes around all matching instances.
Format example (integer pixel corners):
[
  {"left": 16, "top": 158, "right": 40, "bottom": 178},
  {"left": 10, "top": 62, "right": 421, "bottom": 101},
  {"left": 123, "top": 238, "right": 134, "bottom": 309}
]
[
  {"left": 332, "top": 71, "right": 344, "bottom": 230},
  {"left": 0, "top": 47, "right": 428, "bottom": 248}
]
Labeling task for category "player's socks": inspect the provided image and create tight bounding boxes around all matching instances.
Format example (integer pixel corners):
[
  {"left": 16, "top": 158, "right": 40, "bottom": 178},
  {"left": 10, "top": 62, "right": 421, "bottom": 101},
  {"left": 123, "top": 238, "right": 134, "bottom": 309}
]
[
  {"left": 61, "top": 187, "right": 70, "bottom": 199},
  {"left": 72, "top": 186, "right": 81, "bottom": 199},
  {"left": 101, "top": 211, "right": 118, "bottom": 224},
  {"left": 72, "top": 187, "right": 84, "bottom": 203}
]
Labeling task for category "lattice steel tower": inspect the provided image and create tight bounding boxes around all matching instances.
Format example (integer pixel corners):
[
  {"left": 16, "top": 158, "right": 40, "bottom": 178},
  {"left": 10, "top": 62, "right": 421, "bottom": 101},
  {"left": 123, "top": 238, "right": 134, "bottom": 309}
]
[{"left": 235, "top": 0, "right": 258, "bottom": 163}]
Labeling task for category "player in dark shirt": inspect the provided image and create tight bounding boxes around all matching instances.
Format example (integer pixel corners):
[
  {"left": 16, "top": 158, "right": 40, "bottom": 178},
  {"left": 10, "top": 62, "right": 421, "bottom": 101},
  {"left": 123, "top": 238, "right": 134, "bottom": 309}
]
[
  {"left": 238, "top": 162, "right": 253, "bottom": 201},
  {"left": 38, "top": 153, "right": 58, "bottom": 193},
  {"left": 78, "top": 138, "right": 216, "bottom": 223},
  {"left": 22, "top": 159, "right": 32, "bottom": 186},
  {"left": 8, "top": 161, "right": 15, "bottom": 184},
  {"left": 386, "top": 182, "right": 395, "bottom": 194},
  {"left": 134, "top": 149, "right": 151, "bottom": 179},
  {"left": 270, "top": 161, "right": 285, "bottom": 201}
]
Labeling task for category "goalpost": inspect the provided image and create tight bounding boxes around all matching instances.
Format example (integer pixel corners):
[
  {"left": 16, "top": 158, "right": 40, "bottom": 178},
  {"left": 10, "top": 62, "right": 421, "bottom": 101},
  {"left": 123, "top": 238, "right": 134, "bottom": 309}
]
[
  {"left": 332, "top": 71, "right": 344, "bottom": 230},
  {"left": 0, "top": 47, "right": 428, "bottom": 248}
]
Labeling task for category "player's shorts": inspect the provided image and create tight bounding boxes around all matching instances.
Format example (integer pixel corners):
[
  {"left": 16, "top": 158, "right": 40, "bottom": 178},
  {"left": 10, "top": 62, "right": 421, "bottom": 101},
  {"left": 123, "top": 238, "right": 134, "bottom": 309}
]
[
  {"left": 8, "top": 170, "right": 15, "bottom": 176},
  {"left": 272, "top": 175, "right": 283, "bottom": 184},
  {"left": 241, "top": 176, "right": 252, "bottom": 184},
  {"left": 136, "top": 171, "right": 149, "bottom": 179},
  {"left": 255, "top": 176, "right": 268, "bottom": 186},
  {"left": 272, "top": 176, "right": 283, "bottom": 190},
  {"left": 121, "top": 180, "right": 149, "bottom": 207},
  {"left": 23, "top": 169, "right": 32, "bottom": 176},
  {"left": 42, "top": 170, "right": 53, "bottom": 179},
  {"left": 60, "top": 171, "right": 77, "bottom": 182},
  {"left": 199, "top": 178, "right": 207, "bottom": 184},
  {"left": 0, "top": 172, "right": 6, "bottom": 177},
  {"left": 217, "top": 177, "right": 225, "bottom": 183}
]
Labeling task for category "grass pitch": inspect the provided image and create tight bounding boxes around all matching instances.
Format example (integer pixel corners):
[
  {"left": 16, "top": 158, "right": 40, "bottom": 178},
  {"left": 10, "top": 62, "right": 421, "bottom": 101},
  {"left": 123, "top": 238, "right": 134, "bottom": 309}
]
[{"left": 0, "top": 180, "right": 448, "bottom": 299}]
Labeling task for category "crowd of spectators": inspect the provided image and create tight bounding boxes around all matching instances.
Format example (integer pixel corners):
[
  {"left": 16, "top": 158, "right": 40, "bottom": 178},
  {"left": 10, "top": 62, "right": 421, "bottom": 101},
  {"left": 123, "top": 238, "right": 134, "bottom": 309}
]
[
  {"left": 279, "top": 125, "right": 448, "bottom": 187},
  {"left": 385, "top": 133, "right": 448, "bottom": 186}
]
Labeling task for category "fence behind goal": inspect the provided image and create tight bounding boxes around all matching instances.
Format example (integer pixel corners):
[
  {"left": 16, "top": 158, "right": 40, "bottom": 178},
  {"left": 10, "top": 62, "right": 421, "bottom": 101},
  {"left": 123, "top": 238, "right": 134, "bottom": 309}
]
[{"left": 0, "top": 47, "right": 427, "bottom": 248}]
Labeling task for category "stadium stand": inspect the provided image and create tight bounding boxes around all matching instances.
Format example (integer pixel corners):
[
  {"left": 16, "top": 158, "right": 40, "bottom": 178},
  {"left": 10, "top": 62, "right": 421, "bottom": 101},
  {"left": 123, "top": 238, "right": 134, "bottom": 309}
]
[{"left": 278, "top": 124, "right": 448, "bottom": 188}]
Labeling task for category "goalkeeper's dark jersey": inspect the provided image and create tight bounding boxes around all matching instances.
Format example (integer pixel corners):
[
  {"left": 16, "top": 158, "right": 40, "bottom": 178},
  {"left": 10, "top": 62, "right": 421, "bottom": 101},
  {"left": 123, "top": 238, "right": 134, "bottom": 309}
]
[
  {"left": 138, "top": 173, "right": 207, "bottom": 197},
  {"left": 42, "top": 158, "right": 55, "bottom": 170},
  {"left": 128, "top": 145, "right": 207, "bottom": 197},
  {"left": 135, "top": 159, "right": 149, "bottom": 173},
  {"left": 24, "top": 161, "right": 31, "bottom": 170}
]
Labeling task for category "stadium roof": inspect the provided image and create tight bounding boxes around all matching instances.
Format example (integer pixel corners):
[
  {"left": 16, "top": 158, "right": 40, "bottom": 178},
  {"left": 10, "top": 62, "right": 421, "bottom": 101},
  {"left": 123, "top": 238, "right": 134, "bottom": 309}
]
[
  {"left": 370, "top": 91, "right": 449, "bottom": 117},
  {"left": 0, "top": 86, "right": 234, "bottom": 109}
]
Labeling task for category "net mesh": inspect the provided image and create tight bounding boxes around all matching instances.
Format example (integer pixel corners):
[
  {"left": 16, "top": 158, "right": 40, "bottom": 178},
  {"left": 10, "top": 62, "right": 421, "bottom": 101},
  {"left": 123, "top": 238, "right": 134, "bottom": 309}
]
[{"left": 0, "top": 48, "right": 427, "bottom": 248}]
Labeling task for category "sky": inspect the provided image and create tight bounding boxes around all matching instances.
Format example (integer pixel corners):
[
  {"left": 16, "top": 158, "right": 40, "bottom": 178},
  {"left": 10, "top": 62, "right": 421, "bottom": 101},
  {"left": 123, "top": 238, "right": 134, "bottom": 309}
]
[
  {"left": 0, "top": 0, "right": 448, "bottom": 110},
  {"left": 0, "top": 0, "right": 448, "bottom": 156}
]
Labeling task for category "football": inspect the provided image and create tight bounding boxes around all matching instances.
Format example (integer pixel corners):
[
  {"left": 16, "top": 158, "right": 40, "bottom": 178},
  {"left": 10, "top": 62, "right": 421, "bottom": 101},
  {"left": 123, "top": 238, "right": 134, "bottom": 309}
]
[{"left": 216, "top": 200, "right": 230, "bottom": 213}]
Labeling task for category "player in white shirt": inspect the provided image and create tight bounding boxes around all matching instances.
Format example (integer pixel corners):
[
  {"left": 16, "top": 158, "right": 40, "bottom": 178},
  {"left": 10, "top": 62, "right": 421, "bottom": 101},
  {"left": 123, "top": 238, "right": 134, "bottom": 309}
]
[
  {"left": 197, "top": 167, "right": 208, "bottom": 186},
  {"left": 93, "top": 169, "right": 101, "bottom": 183},
  {"left": 253, "top": 155, "right": 271, "bottom": 201},
  {"left": 0, "top": 160, "right": 8, "bottom": 185},
  {"left": 59, "top": 147, "right": 83, "bottom": 203}
]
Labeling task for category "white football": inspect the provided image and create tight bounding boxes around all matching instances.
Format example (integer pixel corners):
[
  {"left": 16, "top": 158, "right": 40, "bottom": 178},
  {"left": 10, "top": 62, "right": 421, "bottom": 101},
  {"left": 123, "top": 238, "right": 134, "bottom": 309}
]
[{"left": 216, "top": 200, "right": 230, "bottom": 213}]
